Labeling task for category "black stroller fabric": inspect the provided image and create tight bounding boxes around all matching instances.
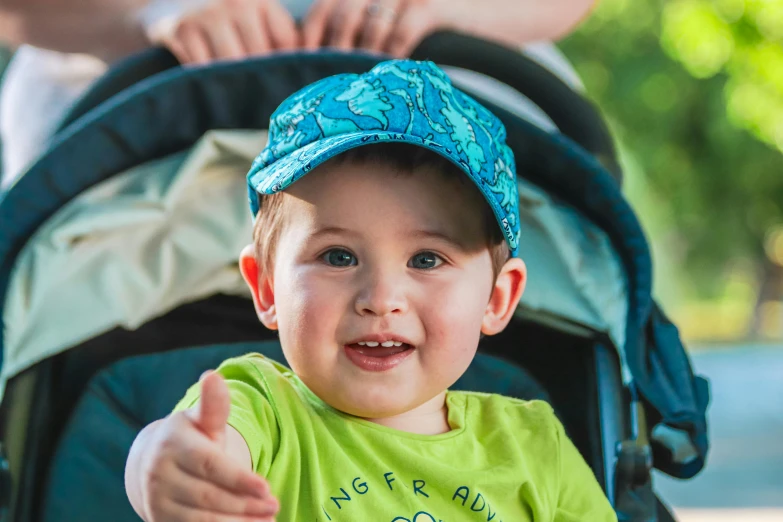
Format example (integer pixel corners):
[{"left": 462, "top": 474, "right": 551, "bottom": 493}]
[{"left": 643, "top": 305, "right": 710, "bottom": 478}]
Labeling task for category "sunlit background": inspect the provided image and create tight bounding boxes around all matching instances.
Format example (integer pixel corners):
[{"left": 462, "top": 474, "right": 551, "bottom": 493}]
[
  {"left": 558, "top": 0, "right": 783, "bottom": 520},
  {"left": 561, "top": 0, "right": 783, "bottom": 343},
  {"left": 0, "top": 0, "right": 781, "bottom": 520}
]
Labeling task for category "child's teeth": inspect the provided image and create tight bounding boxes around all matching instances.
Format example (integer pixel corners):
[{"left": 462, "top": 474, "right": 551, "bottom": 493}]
[{"left": 354, "top": 340, "right": 407, "bottom": 348}]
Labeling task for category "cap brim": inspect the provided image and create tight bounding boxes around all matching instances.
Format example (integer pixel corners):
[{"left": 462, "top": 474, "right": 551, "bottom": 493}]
[{"left": 247, "top": 130, "right": 519, "bottom": 256}]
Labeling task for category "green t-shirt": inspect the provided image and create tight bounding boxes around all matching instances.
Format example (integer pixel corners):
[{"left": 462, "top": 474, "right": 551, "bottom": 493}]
[{"left": 175, "top": 354, "right": 616, "bottom": 522}]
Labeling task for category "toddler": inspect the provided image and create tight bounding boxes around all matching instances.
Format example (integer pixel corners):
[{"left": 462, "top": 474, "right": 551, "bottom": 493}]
[{"left": 125, "top": 59, "right": 616, "bottom": 522}]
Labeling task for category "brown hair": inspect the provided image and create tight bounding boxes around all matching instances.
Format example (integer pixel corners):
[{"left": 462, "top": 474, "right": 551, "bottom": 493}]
[{"left": 252, "top": 143, "right": 511, "bottom": 277}]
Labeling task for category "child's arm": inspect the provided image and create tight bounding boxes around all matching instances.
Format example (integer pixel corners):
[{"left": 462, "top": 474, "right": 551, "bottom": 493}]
[
  {"left": 553, "top": 418, "right": 618, "bottom": 522},
  {"left": 124, "top": 372, "right": 279, "bottom": 522}
]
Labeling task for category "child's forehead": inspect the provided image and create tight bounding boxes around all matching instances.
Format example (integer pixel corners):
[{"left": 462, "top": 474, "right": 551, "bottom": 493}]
[
  {"left": 289, "top": 158, "right": 484, "bottom": 209},
  {"left": 276, "top": 160, "right": 492, "bottom": 240}
]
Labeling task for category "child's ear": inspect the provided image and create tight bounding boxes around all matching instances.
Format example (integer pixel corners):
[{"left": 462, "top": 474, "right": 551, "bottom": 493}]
[
  {"left": 239, "top": 244, "right": 278, "bottom": 330},
  {"left": 481, "top": 257, "right": 526, "bottom": 336}
]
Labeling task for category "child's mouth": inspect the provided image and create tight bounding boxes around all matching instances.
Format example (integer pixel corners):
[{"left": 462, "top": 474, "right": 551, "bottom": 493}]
[{"left": 344, "top": 342, "right": 414, "bottom": 372}]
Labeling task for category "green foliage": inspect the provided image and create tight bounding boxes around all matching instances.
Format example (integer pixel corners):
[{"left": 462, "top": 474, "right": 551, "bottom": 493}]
[{"left": 559, "top": 0, "right": 783, "bottom": 300}]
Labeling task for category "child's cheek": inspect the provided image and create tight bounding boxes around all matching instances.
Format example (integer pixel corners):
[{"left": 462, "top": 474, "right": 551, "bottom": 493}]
[
  {"left": 285, "top": 272, "right": 347, "bottom": 334},
  {"left": 417, "top": 276, "right": 487, "bottom": 343},
  {"left": 277, "top": 274, "right": 346, "bottom": 375}
]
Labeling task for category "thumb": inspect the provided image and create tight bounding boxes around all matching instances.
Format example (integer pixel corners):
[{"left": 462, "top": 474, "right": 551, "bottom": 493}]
[{"left": 194, "top": 371, "right": 230, "bottom": 441}]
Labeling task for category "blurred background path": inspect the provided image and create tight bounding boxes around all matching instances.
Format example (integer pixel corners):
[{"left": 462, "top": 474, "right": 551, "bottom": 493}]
[{"left": 655, "top": 344, "right": 783, "bottom": 521}]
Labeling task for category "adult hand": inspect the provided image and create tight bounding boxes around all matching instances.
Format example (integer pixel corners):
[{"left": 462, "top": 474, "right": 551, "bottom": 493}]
[
  {"left": 142, "top": 0, "right": 299, "bottom": 65},
  {"left": 302, "top": 0, "right": 445, "bottom": 58},
  {"left": 130, "top": 372, "right": 279, "bottom": 521}
]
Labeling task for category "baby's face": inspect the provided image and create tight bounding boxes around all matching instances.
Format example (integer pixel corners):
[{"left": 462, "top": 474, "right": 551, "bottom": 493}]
[{"left": 260, "top": 160, "right": 508, "bottom": 419}]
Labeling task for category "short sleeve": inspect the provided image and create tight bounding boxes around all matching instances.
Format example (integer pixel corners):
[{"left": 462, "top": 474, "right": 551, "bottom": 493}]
[
  {"left": 553, "top": 416, "right": 618, "bottom": 522},
  {"left": 172, "top": 355, "right": 281, "bottom": 474}
]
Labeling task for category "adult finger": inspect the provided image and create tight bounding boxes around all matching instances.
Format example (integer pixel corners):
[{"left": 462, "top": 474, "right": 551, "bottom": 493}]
[
  {"left": 175, "top": 443, "right": 270, "bottom": 498},
  {"left": 358, "top": 0, "right": 401, "bottom": 52},
  {"left": 234, "top": 2, "right": 272, "bottom": 55},
  {"left": 385, "top": 6, "right": 432, "bottom": 58},
  {"left": 167, "top": 468, "right": 279, "bottom": 516},
  {"left": 301, "top": 0, "right": 337, "bottom": 50},
  {"left": 203, "top": 15, "right": 247, "bottom": 60},
  {"left": 163, "top": 36, "right": 193, "bottom": 64},
  {"left": 327, "top": 0, "right": 367, "bottom": 50},
  {"left": 265, "top": 0, "right": 299, "bottom": 51},
  {"left": 175, "top": 23, "right": 214, "bottom": 64}
]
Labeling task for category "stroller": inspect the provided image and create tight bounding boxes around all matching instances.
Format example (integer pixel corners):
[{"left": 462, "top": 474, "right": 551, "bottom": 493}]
[{"left": 0, "top": 33, "right": 709, "bottom": 522}]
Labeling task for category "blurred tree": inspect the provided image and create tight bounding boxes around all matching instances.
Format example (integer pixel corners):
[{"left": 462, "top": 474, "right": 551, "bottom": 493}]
[{"left": 560, "top": 0, "right": 783, "bottom": 335}]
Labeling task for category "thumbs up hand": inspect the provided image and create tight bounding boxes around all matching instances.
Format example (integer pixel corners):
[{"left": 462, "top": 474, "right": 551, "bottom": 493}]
[
  {"left": 126, "top": 372, "right": 279, "bottom": 522},
  {"left": 188, "top": 371, "right": 231, "bottom": 444}
]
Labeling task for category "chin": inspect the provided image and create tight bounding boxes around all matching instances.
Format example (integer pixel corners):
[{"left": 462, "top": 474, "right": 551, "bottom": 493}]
[{"left": 336, "top": 389, "right": 416, "bottom": 419}]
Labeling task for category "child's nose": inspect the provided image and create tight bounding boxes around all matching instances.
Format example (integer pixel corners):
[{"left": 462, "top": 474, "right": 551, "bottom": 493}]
[{"left": 354, "top": 271, "right": 408, "bottom": 317}]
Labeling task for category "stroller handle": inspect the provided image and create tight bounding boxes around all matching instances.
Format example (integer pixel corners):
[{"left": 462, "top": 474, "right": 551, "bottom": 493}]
[
  {"left": 411, "top": 33, "right": 621, "bottom": 182},
  {"left": 58, "top": 31, "right": 621, "bottom": 182}
]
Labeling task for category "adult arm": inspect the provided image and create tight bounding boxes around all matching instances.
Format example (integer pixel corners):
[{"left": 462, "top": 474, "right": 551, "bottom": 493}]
[
  {"left": 303, "top": 0, "right": 598, "bottom": 57},
  {"left": 0, "top": 0, "right": 150, "bottom": 61},
  {"left": 446, "top": 0, "right": 598, "bottom": 48},
  {"left": 0, "top": 0, "right": 299, "bottom": 64}
]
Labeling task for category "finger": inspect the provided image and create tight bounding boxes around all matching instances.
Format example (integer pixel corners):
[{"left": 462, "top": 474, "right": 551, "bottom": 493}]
[
  {"left": 327, "top": 0, "right": 367, "bottom": 49},
  {"left": 234, "top": 3, "right": 272, "bottom": 55},
  {"left": 163, "top": 36, "right": 193, "bottom": 64},
  {"left": 159, "top": 497, "right": 277, "bottom": 522},
  {"left": 175, "top": 443, "right": 270, "bottom": 498},
  {"left": 168, "top": 467, "right": 279, "bottom": 516},
  {"left": 301, "top": 0, "right": 337, "bottom": 50},
  {"left": 204, "top": 15, "right": 247, "bottom": 60},
  {"left": 385, "top": 7, "right": 431, "bottom": 58},
  {"left": 199, "top": 370, "right": 216, "bottom": 383},
  {"left": 176, "top": 24, "right": 214, "bottom": 64},
  {"left": 265, "top": 0, "right": 299, "bottom": 51},
  {"left": 359, "top": 0, "right": 401, "bottom": 52},
  {"left": 194, "top": 372, "right": 231, "bottom": 440}
]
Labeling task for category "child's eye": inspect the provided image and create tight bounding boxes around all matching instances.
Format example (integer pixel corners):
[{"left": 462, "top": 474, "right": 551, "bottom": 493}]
[
  {"left": 408, "top": 251, "right": 443, "bottom": 270},
  {"left": 322, "top": 248, "right": 357, "bottom": 267}
]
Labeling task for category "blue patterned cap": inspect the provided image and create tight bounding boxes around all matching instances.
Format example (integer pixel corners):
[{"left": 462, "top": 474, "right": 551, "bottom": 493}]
[{"left": 247, "top": 59, "right": 520, "bottom": 256}]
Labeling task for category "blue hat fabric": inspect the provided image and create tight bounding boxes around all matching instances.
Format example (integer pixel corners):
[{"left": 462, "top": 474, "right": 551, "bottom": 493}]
[{"left": 247, "top": 59, "right": 520, "bottom": 256}]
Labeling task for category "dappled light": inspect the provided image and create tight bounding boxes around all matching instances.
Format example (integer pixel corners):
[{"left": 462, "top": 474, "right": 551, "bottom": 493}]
[
  {"left": 562, "top": 0, "right": 783, "bottom": 342},
  {"left": 662, "top": 0, "right": 735, "bottom": 79}
]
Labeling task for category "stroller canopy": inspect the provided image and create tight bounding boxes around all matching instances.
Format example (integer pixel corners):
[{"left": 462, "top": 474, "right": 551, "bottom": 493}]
[{"left": 0, "top": 35, "right": 708, "bottom": 479}]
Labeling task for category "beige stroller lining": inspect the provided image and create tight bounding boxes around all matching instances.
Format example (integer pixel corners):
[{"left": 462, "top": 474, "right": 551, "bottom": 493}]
[
  {"left": 1, "top": 130, "right": 260, "bottom": 399},
  {"left": 1, "top": 129, "right": 628, "bottom": 401}
]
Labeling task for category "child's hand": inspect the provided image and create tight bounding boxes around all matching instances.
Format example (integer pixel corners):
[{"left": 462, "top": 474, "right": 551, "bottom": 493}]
[{"left": 128, "top": 372, "right": 279, "bottom": 521}]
